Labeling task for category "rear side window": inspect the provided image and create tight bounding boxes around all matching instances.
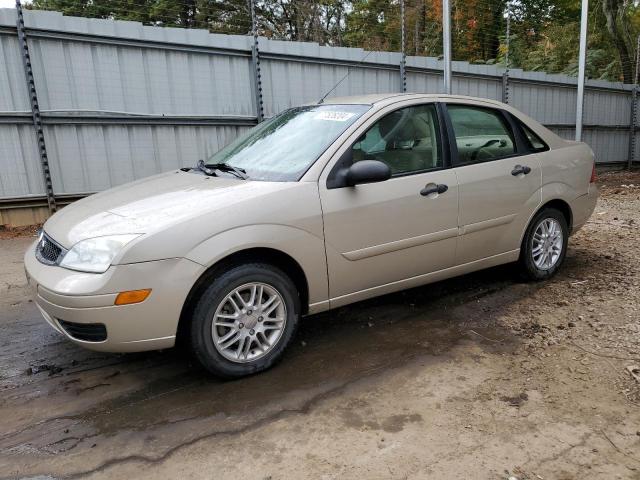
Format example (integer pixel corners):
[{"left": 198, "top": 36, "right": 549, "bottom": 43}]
[
  {"left": 447, "top": 105, "right": 516, "bottom": 164},
  {"left": 517, "top": 119, "right": 548, "bottom": 152}
]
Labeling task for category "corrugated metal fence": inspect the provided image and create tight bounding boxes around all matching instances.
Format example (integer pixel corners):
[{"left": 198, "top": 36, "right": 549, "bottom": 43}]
[{"left": 0, "top": 8, "right": 637, "bottom": 219}]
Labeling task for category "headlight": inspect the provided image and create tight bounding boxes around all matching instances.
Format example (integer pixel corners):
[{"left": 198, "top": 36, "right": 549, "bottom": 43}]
[{"left": 60, "top": 234, "right": 140, "bottom": 273}]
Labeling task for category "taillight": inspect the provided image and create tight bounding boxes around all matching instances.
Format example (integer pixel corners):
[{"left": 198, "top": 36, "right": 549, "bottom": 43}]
[{"left": 590, "top": 163, "right": 596, "bottom": 183}]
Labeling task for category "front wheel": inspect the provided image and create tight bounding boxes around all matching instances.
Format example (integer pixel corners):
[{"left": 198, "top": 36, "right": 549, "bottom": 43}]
[
  {"left": 189, "top": 263, "right": 300, "bottom": 378},
  {"left": 519, "top": 208, "right": 569, "bottom": 281}
]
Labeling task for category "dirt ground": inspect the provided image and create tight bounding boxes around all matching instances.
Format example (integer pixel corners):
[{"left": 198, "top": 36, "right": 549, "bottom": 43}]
[{"left": 1, "top": 170, "right": 639, "bottom": 480}]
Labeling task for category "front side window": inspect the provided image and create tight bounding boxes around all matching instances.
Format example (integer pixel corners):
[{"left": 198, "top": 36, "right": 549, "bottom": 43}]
[
  {"left": 351, "top": 104, "right": 442, "bottom": 175},
  {"left": 448, "top": 105, "right": 516, "bottom": 164},
  {"left": 206, "top": 104, "right": 370, "bottom": 181}
]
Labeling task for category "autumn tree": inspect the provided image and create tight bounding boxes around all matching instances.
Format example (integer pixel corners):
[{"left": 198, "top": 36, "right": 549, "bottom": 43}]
[{"left": 26, "top": 0, "right": 640, "bottom": 82}]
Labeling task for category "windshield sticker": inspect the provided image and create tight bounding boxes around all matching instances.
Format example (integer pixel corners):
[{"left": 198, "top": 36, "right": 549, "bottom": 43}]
[{"left": 314, "top": 111, "right": 356, "bottom": 122}]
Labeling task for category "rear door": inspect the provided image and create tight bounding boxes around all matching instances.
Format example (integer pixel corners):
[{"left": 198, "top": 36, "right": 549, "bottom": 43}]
[{"left": 444, "top": 102, "right": 542, "bottom": 265}]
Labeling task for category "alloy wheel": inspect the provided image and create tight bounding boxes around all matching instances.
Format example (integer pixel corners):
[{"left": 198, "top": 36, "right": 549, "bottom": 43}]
[
  {"left": 531, "top": 218, "right": 564, "bottom": 270},
  {"left": 211, "top": 282, "right": 287, "bottom": 363}
]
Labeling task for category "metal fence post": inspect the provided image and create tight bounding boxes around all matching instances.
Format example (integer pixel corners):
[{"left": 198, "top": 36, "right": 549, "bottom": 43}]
[
  {"left": 250, "top": 0, "right": 264, "bottom": 122},
  {"left": 501, "top": 3, "right": 510, "bottom": 104},
  {"left": 628, "top": 87, "right": 637, "bottom": 169},
  {"left": 442, "top": 0, "right": 452, "bottom": 94},
  {"left": 15, "top": 0, "right": 56, "bottom": 213},
  {"left": 400, "top": 0, "right": 407, "bottom": 93},
  {"left": 630, "top": 35, "right": 640, "bottom": 169},
  {"left": 501, "top": 73, "right": 509, "bottom": 104},
  {"left": 575, "top": 0, "right": 588, "bottom": 142}
]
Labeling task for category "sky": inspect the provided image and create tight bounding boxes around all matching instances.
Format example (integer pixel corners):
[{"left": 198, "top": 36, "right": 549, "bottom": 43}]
[{"left": 0, "top": 0, "right": 17, "bottom": 8}]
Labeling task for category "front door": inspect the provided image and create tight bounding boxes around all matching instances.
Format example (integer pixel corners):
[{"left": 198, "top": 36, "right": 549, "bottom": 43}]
[{"left": 319, "top": 103, "right": 459, "bottom": 306}]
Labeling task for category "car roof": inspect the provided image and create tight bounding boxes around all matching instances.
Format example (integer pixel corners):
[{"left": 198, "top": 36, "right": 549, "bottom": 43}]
[
  {"left": 318, "top": 93, "right": 507, "bottom": 109},
  {"left": 321, "top": 93, "right": 414, "bottom": 105}
]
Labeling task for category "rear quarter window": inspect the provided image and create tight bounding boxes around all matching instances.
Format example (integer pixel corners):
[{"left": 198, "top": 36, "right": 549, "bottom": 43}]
[{"left": 515, "top": 117, "right": 549, "bottom": 152}]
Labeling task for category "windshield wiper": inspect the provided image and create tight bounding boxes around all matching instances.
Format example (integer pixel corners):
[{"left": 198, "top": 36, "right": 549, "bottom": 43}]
[
  {"left": 204, "top": 162, "right": 249, "bottom": 180},
  {"left": 182, "top": 159, "right": 217, "bottom": 176},
  {"left": 182, "top": 160, "right": 248, "bottom": 179}
]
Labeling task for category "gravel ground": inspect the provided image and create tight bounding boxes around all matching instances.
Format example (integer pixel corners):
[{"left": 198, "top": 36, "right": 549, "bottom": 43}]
[{"left": 0, "top": 170, "right": 639, "bottom": 480}]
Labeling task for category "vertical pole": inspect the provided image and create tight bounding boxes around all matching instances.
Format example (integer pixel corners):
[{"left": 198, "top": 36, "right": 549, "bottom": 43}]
[
  {"left": 442, "top": 0, "right": 452, "bottom": 94},
  {"left": 634, "top": 35, "right": 640, "bottom": 85},
  {"left": 575, "top": 0, "right": 588, "bottom": 142},
  {"left": 501, "top": 2, "right": 511, "bottom": 104},
  {"left": 400, "top": 0, "right": 406, "bottom": 92},
  {"left": 504, "top": 3, "right": 510, "bottom": 71},
  {"left": 628, "top": 36, "right": 640, "bottom": 169},
  {"left": 629, "top": 87, "right": 637, "bottom": 169},
  {"left": 16, "top": 0, "right": 56, "bottom": 213},
  {"left": 501, "top": 73, "right": 509, "bottom": 104},
  {"left": 250, "top": 0, "right": 264, "bottom": 122}
]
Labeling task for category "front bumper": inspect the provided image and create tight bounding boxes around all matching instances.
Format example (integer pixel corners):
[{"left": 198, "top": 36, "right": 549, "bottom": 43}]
[{"left": 24, "top": 241, "right": 204, "bottom": 352}]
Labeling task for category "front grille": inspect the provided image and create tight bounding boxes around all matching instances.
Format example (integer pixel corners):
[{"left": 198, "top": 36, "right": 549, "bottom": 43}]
[
  {"left": 35, "top": 232, "right": 66, "bottom": 266},
  {"left": 58, "top": 320, "right": 107, "bottom": 342}
]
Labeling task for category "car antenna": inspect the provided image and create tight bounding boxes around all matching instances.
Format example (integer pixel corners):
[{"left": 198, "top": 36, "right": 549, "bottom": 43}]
[{"left": 317, "top": 50, "right": 374, "bottom": 104}]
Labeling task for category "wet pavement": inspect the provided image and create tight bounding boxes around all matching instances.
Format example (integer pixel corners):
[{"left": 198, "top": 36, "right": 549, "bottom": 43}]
[
  {"left": 0, "top": 237, "right": 524, "bottom": 477},
  {"left": 1, "top": 194, "right": 639, "bottom": 480}
]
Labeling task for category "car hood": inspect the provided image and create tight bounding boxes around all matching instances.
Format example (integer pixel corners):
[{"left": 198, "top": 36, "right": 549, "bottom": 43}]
[{"left": 44, "top": 171, "right": 293, "bottom": 248}]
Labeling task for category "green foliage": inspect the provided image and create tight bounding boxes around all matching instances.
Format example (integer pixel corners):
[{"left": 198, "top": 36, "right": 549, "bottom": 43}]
[
  {"left": 343, "top": 0, "right": 401, "bottom": 50},
  {"left": 29, "top": 0, "right": 253, "bottom": 31},
  {"left": 26, "top": 0, "right": 640, "bottom": 83}
]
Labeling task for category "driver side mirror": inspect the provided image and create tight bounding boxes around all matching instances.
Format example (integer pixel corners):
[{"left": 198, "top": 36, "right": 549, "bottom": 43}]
[
  {"left": 345, "top": 160, "right": 391, "bottom": 186},
  {"left": 327, "top": 148, "right": 392, "bottom": 189}
]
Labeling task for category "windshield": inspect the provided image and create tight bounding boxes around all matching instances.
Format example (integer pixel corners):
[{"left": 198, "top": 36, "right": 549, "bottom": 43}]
[{"left": 206, "top": 104, "right": 370, "bottom": 181}]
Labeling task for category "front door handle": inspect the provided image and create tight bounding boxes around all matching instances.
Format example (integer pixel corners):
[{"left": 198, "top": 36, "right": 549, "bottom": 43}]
[
  {"left": 511, "top": 165, "right": 531, "bottom": 176},
  {"left": 420, "top": 183, "right": 448, "bottom": 196}
]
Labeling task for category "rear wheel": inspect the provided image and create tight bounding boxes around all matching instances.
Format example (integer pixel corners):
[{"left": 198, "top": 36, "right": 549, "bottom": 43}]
[
  {"left": 519, "top": 208, "right": 569, "bottom": 281},
  {"left": 189, "top": 263, "right": 300, "bottom": 378}
]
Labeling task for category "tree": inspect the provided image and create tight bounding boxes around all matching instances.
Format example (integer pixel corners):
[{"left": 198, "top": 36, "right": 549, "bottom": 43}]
[
  {"left": 29, "top": 0, "right": 253, "bottom": 32},
  {"left": 26, "top": 0, "right": 640, "bottom": 83},
  {"left": 343, "top": 0, "right": 401, "bottom": 51},
  {"left": 601, "top": 0, "right": 634, "bottom": 83},
  {"left": 257, "top": 0, "right": 347, "bottom": 43}
]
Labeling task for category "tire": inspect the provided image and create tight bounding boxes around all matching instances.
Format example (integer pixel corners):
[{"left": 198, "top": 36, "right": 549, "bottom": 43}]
[
  {"left": 519, "top": 208, "right": 569, "bottom": 281},
  {"left": 189, "top": 263, "right": 300, "bottom": 378}
]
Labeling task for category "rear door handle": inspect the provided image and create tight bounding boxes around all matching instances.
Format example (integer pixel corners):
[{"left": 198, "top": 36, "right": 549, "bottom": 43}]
[
  {"left": 420, "top": 183, "right": 448, "bottom": 196},
  {"left": 511, "top": 165, "right": 531, "bottom": 176}
]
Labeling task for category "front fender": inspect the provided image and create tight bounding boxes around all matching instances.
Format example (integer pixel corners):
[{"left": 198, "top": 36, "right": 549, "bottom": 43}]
[{"left": 185, "top": 224, "right": 329, "bottom": 309}]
